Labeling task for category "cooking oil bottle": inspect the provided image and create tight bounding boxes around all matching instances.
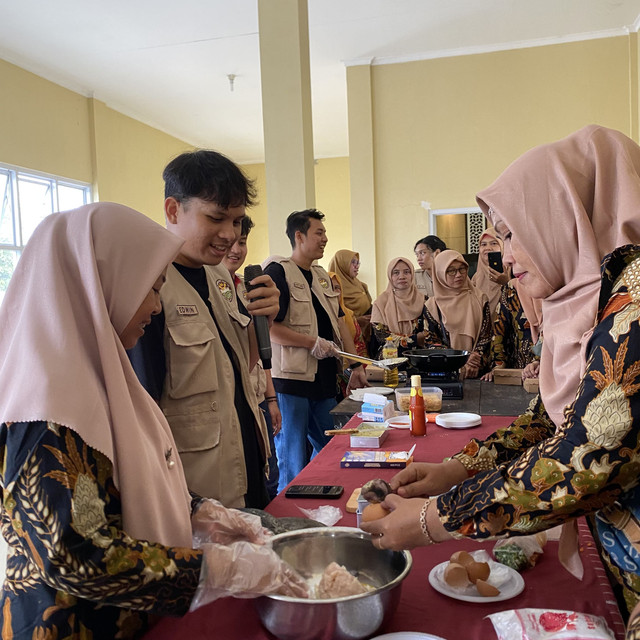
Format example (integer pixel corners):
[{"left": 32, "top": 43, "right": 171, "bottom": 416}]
[{"left": 382, "top": 336, "right": 399, "bottom": 387}]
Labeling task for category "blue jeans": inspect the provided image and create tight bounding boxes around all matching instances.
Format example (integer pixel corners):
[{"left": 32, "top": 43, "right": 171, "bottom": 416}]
[{"left": 275, "top": 394, "right": 336, "bottom": 492}]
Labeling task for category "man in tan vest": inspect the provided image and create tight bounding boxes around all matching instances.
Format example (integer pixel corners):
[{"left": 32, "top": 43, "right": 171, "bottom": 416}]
[
  {"left": 414, "top": 235, "right": 446, "bottom": 298},
  {"left": 128, "top": 150, "right": 278, "bottom": 509},
  {"left": 264, "top": 209, "right": 367, "bottom": 490}
]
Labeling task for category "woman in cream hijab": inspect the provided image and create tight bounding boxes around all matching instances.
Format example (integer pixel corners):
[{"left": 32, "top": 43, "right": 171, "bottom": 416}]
[
  {"left": 0, "top": 203, "right": 305, "bottom": 639},
  {"left": 471, "top": 227, "right": 510, "bottom": 321},
  {"left": 370, "top": 257, "right": 427, "bottom": 358},
  {"left": 423, "top": 250, "right": 492, "bottom": 379},
  {"left": 360, "top": 126, "right": 640, "bottom": 630}
]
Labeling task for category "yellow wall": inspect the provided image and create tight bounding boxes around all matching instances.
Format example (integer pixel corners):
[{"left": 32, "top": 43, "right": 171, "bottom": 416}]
[
  {"left": 367, "top": 35, "right": 633, "bottom": 289},
  {"left": 0, "top": 59, "right": 193, "bottom": 221},
  {"left": 0, "top": 59, "right": 92, "bottom": 181},
  {"left": 90, "top": 100, "right": 192, "bottom": 223},
  {"left": 242, "top": 157, "right": 352, "bottom": 269}
]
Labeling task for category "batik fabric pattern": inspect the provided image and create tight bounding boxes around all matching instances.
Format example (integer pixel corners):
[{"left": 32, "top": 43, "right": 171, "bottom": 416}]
[
  {"left": 422, "top": 301, "right": 493, "bottom": 374},
  {"left": 490, "top": 281, "right": 540, "bottom": 370},
  {"left": 439, "top": 245, "right": 640, "bottom": 616},
  {"left": 0, "top": 420, "right": 202, "bottom": 640}
]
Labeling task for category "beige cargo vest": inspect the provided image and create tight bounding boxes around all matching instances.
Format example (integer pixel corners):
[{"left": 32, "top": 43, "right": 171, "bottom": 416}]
[
  {"left": 159, "top": 264, "right": 269, "bottom": 507},
  {"left": 266, "top": 256, "right": 342, "bottom": 382},
  {"left": 415, "top": 269, "right": 433, "bottom": 298},
  {"left": 235, "top": 276, "right": 268, "bottom": 401}
]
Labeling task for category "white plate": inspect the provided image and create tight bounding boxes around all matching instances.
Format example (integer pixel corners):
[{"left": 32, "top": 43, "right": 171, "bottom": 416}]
[
  {"left": 428, "top": 560, "right": 524, "bottom": 603},
  {"left": 349, "top": 387, "right": 394, "bottom": 401},
  {"left": 384, "top": 415, "right": 411, "bottom": 429},
  {"left": 435, "top": 412, "right": 482, "bottom": 429},
  {"left": 371, "top": 634, "right": 447, "bottom": 640}
]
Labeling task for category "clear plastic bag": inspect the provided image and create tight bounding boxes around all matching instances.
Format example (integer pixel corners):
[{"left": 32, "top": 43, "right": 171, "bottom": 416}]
[{"left": 487, "top": 609, "right": 615, "bottom": 640}]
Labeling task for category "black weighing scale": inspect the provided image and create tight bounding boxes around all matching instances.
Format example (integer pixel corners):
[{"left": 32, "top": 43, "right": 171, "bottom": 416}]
[{"left": 399, "top": 348, "right": 469, "bottom": 400}]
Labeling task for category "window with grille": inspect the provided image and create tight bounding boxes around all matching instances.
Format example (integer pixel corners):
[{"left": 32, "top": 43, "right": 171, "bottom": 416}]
[{"left": 0, "top": 165, "right": 91, "bottom": 305}]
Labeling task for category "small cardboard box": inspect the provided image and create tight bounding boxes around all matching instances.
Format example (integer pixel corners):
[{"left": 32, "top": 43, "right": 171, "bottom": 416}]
[
  {"left": 493, "top": 368, "right": 523, "bottom": 386},
  {"left": 340, "top": 450, "right": 413, "bottom": 469},
  {"left": 349, "top": 423, "right": 390, "bottom": 448},
  {"left": 523, "top": 377, "right": 540, "bottom": 393}
]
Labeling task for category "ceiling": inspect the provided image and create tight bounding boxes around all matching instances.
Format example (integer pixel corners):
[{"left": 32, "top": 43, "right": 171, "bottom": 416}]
[{"left": 2, "top": 1, "right": 640, "bottom": 164}]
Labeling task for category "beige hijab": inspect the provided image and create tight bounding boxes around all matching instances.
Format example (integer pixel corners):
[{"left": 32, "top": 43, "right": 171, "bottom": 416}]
[
  {"left": 472, "top": 228, "right": 504, "bottom": 321},
  {"left": 477, "top": 125, "right": 640, "bottom": 427},
  {"left": 426, "top": 250, "right": 486, "bottom": 352},
  {"left": 371, "top": 258, "right": 426, "bottom": 335},
  {"left": 328, "top": 249, "right": 372, "bottom": 316},
  {"left": 0, "top": 203, "right": 193, "bottom": 548}
]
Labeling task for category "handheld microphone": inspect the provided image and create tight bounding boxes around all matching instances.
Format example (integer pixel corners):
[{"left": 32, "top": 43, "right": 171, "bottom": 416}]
[{"left": 243, "top": 264, "right": 273, "bottom": 370}]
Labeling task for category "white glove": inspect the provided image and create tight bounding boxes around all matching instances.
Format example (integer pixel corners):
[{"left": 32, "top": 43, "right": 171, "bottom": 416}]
[
  {"left": 191, "top": 499, "right": 270, "bottom": 547},
  {"left": 311, "top": 337, "right": 339, "bottom": 359},
  {"left": 190, "top": 541, "right": 309, "bottom": 610}
]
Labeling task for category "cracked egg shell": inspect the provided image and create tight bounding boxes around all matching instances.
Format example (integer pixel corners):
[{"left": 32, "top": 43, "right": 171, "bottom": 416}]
[
  {"left": 466, "top": 561, "right": 491, "bottom": 584},
  {"left": 476, "top": 578, "right": 500, "bottom": 597},
  {"left": 443, "top": 562, "right": 470, "bottom": 588}
]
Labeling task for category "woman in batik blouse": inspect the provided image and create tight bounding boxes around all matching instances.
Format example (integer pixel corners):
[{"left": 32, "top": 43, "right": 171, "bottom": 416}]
[
  {"left": 421, "top": 250, "right": 493, "bottom": 379},
  {"left": 481, "top": 278, "right": 541, "bottom": 381},
  {"left": 0, "top": 204, "right": 306, "bottom": 640},
  {"left": 360, "top": 126, "right": 640, "bottom": 634}
]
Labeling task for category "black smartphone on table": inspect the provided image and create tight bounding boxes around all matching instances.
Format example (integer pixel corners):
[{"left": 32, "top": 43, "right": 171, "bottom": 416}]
[
  {"left": 488, "top": 251, "right": 503, "bottom": 273},
  {"left": 284, "top": 484, "right": 344, "bottom": 499}
]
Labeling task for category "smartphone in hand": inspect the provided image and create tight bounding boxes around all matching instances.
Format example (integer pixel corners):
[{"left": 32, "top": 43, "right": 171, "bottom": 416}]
[{"left": 488, "top": 251, "right": 503, "bottom": 273}]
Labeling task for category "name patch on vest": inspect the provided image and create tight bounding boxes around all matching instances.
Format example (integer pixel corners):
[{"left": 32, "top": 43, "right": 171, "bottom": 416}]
[
  {"left": 217, "top": 279, "right": 234, "bottom": 303},
  {"left": 293, "top": 282, "right": 305, "bottom": 289},
  {"left": 318, "top": 277, "right": 329, "bottom": 289},
  {"left": 176, "top": 304, "right": 198, "bottom": 316}
]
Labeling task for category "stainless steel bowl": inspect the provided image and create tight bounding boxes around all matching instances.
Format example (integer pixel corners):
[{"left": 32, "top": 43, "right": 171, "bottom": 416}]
[{"left": 255, "top": 526, "right": 412, "bottom": 640}]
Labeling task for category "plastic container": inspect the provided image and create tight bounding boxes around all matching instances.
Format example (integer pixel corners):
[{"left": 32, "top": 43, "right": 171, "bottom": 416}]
[{"left": 395, "top": 386, "right": 442, "bottom": 412}]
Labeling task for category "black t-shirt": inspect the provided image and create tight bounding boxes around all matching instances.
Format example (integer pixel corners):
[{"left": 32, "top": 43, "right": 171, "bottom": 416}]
[
  {"left": 264, "top": 261, "right": 340, "bottom": 400},
  {"left": 127, "top": 263, "right": 268, "bottom": 509}
]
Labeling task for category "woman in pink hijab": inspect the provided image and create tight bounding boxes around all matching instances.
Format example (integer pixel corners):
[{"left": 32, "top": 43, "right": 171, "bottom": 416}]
[
  {"left": 471, "top": 227, "right": 510, "bottom": 321},
  {"left": 370, "top": 257, "right": 427, "bottom": 358},
  {"left": 0, "top": 203, "right": 305, "bottom": 639},
  {"left": 423, "top": 250, "right": 493, "bottom": 379},
  {"left": 360, "top": 126, "right": 640, "bottom": 628}
]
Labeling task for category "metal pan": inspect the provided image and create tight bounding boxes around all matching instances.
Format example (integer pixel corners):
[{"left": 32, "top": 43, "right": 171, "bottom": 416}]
[{"left": 403, "top": 348, "right": 470, "bottom": 373}]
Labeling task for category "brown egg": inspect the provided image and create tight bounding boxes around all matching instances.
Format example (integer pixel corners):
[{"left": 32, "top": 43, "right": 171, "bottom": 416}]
[
  {"left": 476, "top": 578, "right": 500, "bottom": 597},
  {"left": 443, "top": 562, "right": 470, "bottom": 588},
  {"left": 466, "top": 561, "right": 491, "bottom": 584},
  {"left": 449, "top": 550, "right": 474, "bottom": 568},
  {"left": 361, "top": 503, "right": 390, "bottom": 522}
]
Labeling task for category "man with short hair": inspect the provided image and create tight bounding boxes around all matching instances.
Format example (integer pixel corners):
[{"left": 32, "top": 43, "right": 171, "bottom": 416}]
[
  {"left": 264, "top": 209, "right": 367, "bottom": 490},
  {"left": 128, "top": 150, "right": 278, "bottom": 509},
  {"left": 414, "top": 235, "right": 446, "bottom": 297}
]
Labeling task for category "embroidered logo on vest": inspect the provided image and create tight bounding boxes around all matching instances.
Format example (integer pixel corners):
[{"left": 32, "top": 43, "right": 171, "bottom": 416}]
[
  {"left": 217, "top": 279, "right": 234, "bottom": 303},
  {"left": 176, "top": 305, "right": 198, "bottom": 316},
  {"left": 318, "top": 277, "right": 329, "bottom": 289},
  {"left": 293, "top": 282, "right": 305, "bottom": 289}
]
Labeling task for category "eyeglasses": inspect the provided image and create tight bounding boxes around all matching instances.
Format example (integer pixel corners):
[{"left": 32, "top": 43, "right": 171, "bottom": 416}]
[
  {"left": 445, "top": 266, "right": 468, "bottom": 277},
  {"left": 350, "top": 259, "right": 360, "bottom": 266},
  {"left": 415, "top": 250, "right": 429, "bottom": 257}
]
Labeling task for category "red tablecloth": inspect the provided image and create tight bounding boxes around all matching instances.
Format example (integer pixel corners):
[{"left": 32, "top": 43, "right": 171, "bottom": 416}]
[{"left": 143, "top": 415, "right": 627, "bottom": 640}]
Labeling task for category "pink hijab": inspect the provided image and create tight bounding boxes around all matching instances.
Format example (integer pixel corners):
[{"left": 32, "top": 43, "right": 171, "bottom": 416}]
[
  {"left": 472, "top": 228, "right": 503, "bottom": 321},
  {"left": 0, "top": 203, "right": 193, "bottom": 548},
  {"left": 426, "top": 250, "right": 486, "bottom": 351},
  {"left": 371, "top": 258, "right": 425, "bottom": 335},
  {"left": 477, "top": 125, "right": 640, "bottom": 427}
]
